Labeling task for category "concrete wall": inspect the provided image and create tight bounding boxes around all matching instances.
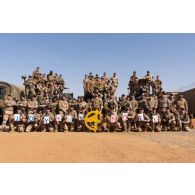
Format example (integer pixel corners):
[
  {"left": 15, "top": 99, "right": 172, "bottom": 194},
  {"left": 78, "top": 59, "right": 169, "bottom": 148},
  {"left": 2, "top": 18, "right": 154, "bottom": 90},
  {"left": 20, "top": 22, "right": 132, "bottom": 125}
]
[{"left": 183, "top": 88, "right": 195, "bottom": 116}]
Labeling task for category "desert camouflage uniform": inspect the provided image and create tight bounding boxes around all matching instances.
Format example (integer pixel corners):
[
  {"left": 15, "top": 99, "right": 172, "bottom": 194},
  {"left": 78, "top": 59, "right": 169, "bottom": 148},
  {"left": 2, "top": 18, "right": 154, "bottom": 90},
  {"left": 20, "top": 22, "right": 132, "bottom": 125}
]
[
  {"left": 40, "top": 110, "right": 55, "bottom": 132},
  {"left": 11, "top": 110, "right": 27, "bottom": 132},
  {"left": 26, "top": 111, "right": 41, "bottom": 132},
  {"left": 1, "top": 97, "right": 16, "bottom": 131},
  {"left": 136, "top": 110, "right": 151, "bottom": 132}
]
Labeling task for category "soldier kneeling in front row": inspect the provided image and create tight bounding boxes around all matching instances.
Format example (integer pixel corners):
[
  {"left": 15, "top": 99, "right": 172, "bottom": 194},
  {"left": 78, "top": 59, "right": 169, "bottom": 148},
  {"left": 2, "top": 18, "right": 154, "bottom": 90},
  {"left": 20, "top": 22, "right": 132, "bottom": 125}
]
[
  {"left": 136, "top": 108, "right": 152, "bottom": 132},
  {"left": 106, "top": 108, "right": 122, "bottom": 132},
  {"left": 40, "top": 109, "right": 55, "bottom": 132},
  {"left": 26, "top": 110, "right": 41, "bottom": 132},
  {"left": 119, "top": 106, "right": 136, "bottom": 132},
  {"left": 149, "top": 108, "right": 162, "bottom": 132},
  {"left": 11, "top": 108, "right": 26, "bottom": 132},
  {"left": 177, "top": 108, "right": 190, "bottom": 131},
  {"left": 161, "top": 107, "right": 176, "bottom": 131}
]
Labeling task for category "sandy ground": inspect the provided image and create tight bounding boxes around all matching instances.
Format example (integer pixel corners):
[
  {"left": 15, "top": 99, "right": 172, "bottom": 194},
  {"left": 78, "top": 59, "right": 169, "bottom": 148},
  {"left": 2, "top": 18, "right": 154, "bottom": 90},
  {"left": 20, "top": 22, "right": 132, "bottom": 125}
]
[{"left": 0, "top": 130, "right": 195, "bottom": 163}]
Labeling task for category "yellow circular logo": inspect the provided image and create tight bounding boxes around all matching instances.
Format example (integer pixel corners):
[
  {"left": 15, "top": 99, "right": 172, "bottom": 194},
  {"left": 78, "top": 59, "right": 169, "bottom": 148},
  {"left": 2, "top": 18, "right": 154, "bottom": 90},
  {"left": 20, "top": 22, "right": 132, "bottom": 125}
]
[{"left": 84, "top": 110, "right": 102, "bottom": 132}]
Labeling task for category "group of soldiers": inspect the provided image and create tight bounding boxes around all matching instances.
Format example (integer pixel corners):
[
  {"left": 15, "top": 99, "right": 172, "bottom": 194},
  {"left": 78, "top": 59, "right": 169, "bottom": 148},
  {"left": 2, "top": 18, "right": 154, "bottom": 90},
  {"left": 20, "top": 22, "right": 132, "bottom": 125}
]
[
  {"left": 23, "top": 67, "right": 65, "bottom": 100},
  {"left": 83, "top": 72, "right": 119, "bottom": 100},
  {"left": 128, "top": 70, "right": 163, "bottom": 96},
  {"left": 0, "top": 69, "right": 192, "bottom": 133}
]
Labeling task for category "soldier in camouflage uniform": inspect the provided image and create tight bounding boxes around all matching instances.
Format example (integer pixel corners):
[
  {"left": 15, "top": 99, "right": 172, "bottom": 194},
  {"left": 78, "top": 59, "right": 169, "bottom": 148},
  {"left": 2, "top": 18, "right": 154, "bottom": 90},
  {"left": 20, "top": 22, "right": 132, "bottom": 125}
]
[
  {"left": 144, "top": 71, "right": 154, "bottom": 93},
  {"left": 40, "top": 108, "right": 55, "bottom": 132},
  {"left": 149, "top": 108, "right": 162, "bottom": 132},
  {"left": 1, "top": 95, "right": 16, "bottom": 132},
  {"left": 129, "top": 71, "right": 139, "bottom": 95},
  {"left": 154, "top": 75, "right": 162, "bottom": 94},
  {"left": 118, "top": 94, "right": 129, "bottom": 112},
  {"left": 12, "top": 108, "right": 27, "bottom": 132},
  {"left": 25, "top": 76, "right": 36, "bottom": 97},
  {"left": 17, "top": 96, "right": 28, "bottom": 114},
  {"left": 157, "top": 92, "right": 170, "bottom": 112},
  {"left": 161, "top": 107, "right": 176, "bottom": 131},
  {"left": 59, "top": 96, "right": 69, "bottom": 114},
  {"left": 136, "top": 108, "right": 151, "bottom": 132},
  {"left": 175, "top": 93, "right": 188, "bottom": 112},
  {"left": 102, "top": 72, "right": 109, "bottom": 83},
  {"left": 128, "top": 95, "right": 138, "bottom": 112},
  {"left": 76, "top": 97, "right": 87, "bottom": 113},
  {"left": 119, "top": 106, "right": 136, "bottom": 132},
  {"left": 105, "top": 94, "right": 118, "bottom": 113},
  {"left": 64, "top": 107, "right": 78, "bottom": 131},
  {"left": 91, "top": 94, "right": 103, "bottom": 112},
  {"left": 177, "top": 108, "right": 190, "bottom": 131},
  {"left": 32, "top": 67, "right": 41, "bottom": 79},
  {"left": 106, "top": 106, "right": 121, "bottom": 132},
  {"left": 138, "top": 95, "right": 148, "bottom": 111},
  {"left": 26, "top": 109, "right": 41, "bottom": 132},
  {"left": 145, "top": 95, "right": 158, "bottom": 114}
]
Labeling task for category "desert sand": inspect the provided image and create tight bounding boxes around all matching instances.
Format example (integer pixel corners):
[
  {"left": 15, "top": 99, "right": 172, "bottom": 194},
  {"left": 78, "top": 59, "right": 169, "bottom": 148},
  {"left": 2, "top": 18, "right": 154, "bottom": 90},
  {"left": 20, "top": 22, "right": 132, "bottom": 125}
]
[{"left": 0, "top": 130, "right": 194, "bottom": 163}]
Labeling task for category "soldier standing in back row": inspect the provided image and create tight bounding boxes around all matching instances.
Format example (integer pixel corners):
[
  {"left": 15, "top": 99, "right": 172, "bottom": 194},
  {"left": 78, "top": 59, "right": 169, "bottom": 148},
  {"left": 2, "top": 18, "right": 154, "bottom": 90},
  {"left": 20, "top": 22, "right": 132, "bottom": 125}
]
[
  {"left": 128, "top": 95, "right": 138, "bottom": 112},
  {"left": 175, "top": 93, "right": 188, "bottom": 112},
  {"left": 157, "top": 92, "right": 170, "bottom": 112},
  {"left": 177, "top": 108, "right": 190, "bottom": 131},
  {"left": 129, "top": 71, "right": 139, "bottom": 95},
  {"left": 102, "top": 72, "right": 109, "bottom": 83},
  {"left": 144, "top": 71, "right": 154, "bottom": 93},
  {"left": 1, "top": 95, "right": 16, "bottom": 132},
  {"left": 17, "top": 96, "right": 28, "bottom": 113},
  {"left": 154, "top": 75, "right": 162, "bottom": 94},
  {"left": 91, "top": 94, "right": 103, "bottom": 112},
  {"left": 28, "top": 95, "right": 38, "bottom": 114}
]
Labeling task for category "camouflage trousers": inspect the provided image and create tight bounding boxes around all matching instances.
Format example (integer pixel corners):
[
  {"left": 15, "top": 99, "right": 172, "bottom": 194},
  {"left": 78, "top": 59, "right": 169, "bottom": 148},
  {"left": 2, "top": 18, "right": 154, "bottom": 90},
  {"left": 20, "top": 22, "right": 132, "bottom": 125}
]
[
  {"left": 26, "top": 122, "right": 39, "bottom": 132},
  {"left": 1, "top": 111, "right": 14, "bottom": 131},
  {"left": 136, "top": 121, "right": 152, "bottom": 132},
  {"left": 151, "top": 123, "right": 162, "bottom": 132},
  {"left": 121, "top": 119, "right": 136, "bottom": 132},
  {"left": 177, "top": 121, "right": 190, "bottom": 131},
  {"left": 108, "top": 122, "right": 121, "bottom": 132},
  {"left": 40, "top": 122, "right": 55, "bottom": 132},
  {"left": 11, "top": 122, "right": 25, "bottom": 132}
]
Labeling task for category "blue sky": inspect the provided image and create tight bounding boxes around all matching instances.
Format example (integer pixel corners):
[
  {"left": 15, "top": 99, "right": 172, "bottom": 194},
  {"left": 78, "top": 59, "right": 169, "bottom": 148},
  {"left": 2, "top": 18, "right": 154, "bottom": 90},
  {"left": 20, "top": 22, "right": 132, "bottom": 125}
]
[{"left": 0, "top": 34, "right": 194, "bottom": 97}]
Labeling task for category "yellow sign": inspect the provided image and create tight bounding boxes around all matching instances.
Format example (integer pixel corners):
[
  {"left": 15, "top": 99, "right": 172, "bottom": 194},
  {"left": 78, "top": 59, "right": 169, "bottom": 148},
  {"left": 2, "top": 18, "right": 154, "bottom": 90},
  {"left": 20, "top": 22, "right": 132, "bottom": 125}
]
[{"left": 84, "top": 110, "right": 102, "bottom": 132}]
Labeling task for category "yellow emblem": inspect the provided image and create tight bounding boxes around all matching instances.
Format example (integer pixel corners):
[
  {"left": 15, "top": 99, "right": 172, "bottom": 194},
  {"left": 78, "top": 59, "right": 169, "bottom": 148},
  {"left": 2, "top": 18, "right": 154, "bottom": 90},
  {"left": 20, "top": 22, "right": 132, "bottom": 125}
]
[{"left": 84, "top": 110, "right": 102, "bottom": 132}]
